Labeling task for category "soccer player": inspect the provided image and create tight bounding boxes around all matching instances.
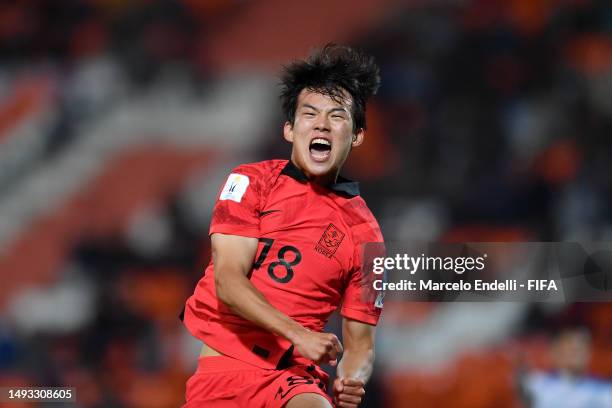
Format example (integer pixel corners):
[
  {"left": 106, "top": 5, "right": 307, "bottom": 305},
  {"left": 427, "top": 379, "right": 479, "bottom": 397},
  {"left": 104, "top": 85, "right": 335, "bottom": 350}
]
[{"left": 182, "top": 44, "right": 384, "bottom": 408}]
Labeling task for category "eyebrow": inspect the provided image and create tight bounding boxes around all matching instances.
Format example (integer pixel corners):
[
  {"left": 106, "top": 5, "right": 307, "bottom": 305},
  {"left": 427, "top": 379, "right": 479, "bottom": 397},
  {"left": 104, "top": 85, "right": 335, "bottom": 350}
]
[{"left": 301, "top": 104, "right": 349, "bottom": 114}]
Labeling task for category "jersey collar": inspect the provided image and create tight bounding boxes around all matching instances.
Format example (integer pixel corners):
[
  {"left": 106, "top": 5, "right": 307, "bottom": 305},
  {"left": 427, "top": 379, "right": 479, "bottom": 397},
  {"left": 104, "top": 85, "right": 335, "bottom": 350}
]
[{"left": 281, "top": 160, "right": 360, "bottom": 197}]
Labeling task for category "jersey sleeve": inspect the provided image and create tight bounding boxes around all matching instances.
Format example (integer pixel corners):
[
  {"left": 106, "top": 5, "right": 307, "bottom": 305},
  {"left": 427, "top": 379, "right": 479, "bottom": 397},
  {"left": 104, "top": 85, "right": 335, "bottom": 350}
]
[
  {"left": 341, "top": 239, "right": 385, "bottom": 326},
  {"left": 209, "top": 164, "right": 263, "bottom": 238}
]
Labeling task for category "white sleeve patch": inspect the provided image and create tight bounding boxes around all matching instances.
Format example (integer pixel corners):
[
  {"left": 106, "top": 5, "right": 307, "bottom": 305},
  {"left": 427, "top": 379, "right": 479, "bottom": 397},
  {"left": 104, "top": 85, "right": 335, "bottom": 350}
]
[{"left": 220, "top": 173, "right": 250, "bottom": 202}]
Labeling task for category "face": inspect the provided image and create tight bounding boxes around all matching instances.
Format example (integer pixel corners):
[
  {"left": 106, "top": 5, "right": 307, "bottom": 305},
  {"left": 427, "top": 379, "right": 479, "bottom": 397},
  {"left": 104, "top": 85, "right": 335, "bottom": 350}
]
[
  {"left": 554, "top": 331, "right": 590, "bottom": 376},
  {"left": 283, "top": 89, "right": 364, "bottom": 185}
]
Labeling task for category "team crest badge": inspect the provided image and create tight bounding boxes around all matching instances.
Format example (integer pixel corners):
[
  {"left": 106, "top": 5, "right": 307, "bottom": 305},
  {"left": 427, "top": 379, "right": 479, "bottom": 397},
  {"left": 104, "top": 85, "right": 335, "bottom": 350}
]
[{"left": 315, "top": 223, "right": 345, "bottom": 258}]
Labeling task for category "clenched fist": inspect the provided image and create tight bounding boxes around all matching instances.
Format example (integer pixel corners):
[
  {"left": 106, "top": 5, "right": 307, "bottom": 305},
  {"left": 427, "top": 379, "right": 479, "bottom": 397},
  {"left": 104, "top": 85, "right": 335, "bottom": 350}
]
[
  {"left": 292, "top": 329, "right": 343, "bottom": 366},
  {"left": 333, "top": 377, "right": 365, "bottom": 408}
]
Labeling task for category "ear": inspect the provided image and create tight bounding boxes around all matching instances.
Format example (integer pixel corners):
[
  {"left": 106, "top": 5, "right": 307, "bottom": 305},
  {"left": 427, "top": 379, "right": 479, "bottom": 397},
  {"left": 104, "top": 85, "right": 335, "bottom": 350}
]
[
  {"left": 283, "top": 121, "right": 294, "bottom": 143},
  {"left": 351, "top": 128, "right": 365, "bottom": 147}
]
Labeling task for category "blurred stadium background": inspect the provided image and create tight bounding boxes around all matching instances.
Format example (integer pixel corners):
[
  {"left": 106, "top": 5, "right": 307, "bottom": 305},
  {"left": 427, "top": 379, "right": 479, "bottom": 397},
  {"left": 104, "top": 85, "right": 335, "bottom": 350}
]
[{"left": 1, "top": 0, "right": 611, "bottom": 407}]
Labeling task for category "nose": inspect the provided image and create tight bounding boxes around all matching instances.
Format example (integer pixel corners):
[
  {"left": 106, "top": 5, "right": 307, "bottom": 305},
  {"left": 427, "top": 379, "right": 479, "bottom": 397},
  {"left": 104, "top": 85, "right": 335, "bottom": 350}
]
[{"left": 314, "top": 114, "right": 330, "bottom": 132}]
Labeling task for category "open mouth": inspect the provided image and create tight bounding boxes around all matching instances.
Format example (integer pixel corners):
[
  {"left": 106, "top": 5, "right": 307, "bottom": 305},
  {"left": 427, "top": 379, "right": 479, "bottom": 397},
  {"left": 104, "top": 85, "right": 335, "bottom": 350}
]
[{"left": 309, "top": 137, "right": 332, "bottom": 162}]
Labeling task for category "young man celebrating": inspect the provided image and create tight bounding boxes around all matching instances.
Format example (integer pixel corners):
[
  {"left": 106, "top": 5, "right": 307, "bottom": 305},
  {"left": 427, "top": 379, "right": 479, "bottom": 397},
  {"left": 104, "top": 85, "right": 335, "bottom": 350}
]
[{"left": 182, "top": 44, "right": 384, "bottom": 408}]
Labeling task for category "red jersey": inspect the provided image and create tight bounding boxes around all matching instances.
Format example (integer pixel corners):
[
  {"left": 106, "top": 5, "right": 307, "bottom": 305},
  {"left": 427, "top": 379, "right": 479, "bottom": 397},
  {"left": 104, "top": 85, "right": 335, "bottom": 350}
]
[{"left": 183, "top": 159, "right": 384, "bottom": 369}]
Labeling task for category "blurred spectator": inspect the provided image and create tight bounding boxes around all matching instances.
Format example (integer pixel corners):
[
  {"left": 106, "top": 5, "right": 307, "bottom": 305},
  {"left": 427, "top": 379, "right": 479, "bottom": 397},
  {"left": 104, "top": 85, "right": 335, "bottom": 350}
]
[{"left": 520, "top": 327, "right": 612, "bottom": 408}]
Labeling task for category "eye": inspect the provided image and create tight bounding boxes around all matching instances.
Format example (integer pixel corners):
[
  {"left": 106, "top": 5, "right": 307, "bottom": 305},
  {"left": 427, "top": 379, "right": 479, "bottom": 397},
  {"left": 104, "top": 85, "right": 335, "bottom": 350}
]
[{"left": 303, "top": 112, "right": 315, "bottom": 117}]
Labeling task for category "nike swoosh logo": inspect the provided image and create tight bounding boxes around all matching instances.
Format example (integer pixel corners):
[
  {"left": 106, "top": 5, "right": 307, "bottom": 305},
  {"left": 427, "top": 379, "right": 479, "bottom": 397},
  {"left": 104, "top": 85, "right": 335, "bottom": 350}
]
[{"left": 259, "top": 209, "right": 281, "bottom": 217}]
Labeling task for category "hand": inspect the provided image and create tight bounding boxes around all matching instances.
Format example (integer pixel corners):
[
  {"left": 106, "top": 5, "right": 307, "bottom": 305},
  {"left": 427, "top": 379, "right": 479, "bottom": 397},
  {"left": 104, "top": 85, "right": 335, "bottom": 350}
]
[
  {"left": 333, "top": 377, "right": 365, "bottom": 408},
  {"left": 292, "top": 329, "right": 343, "bottom": 366}
]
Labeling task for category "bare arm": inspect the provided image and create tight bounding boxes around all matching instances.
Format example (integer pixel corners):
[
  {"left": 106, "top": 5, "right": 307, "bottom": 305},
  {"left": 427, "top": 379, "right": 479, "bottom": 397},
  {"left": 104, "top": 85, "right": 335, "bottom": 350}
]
[
  {"left": 333, "top": 318, "right": 376, "bottom": 408},
  {"left": 212, "top": 233, "right": 342, "bottom": 365},
  {"left": 337, "top": 318, "right": 375, "bottom": 381}
]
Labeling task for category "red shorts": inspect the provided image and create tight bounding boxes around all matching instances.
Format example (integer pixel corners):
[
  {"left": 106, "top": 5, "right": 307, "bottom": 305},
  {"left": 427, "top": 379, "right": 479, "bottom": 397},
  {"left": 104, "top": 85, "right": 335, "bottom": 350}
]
[{"left": 183, "top": 355, "right": 333, "bottom": 408}]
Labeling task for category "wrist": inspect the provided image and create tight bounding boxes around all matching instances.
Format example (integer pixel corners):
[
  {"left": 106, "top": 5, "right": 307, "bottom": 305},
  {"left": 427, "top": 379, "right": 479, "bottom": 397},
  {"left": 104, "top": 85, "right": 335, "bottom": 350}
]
[{"left": 285, "top": 323, "right": 308, "bottom": 345}]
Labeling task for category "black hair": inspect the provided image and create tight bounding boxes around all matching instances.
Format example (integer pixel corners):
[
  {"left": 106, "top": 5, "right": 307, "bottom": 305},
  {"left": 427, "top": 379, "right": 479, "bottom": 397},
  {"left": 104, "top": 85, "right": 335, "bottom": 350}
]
[{"left": 280, "top": 43, "right": 380, "bottom": 132}]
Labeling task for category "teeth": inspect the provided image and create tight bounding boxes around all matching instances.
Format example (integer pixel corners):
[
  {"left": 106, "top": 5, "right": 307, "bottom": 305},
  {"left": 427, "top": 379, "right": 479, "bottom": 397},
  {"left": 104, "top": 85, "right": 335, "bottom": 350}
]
[{"left": 311, "top": 138, "right": 331, "bottom": 146}]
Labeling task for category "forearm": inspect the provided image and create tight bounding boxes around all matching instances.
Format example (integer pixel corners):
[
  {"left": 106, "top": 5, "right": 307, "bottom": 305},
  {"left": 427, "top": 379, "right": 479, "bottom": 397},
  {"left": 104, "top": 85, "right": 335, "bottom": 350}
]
[
  {"left": 337, "top": 347, "right": 374, "bottom": 383},
  {"left": 216, "top": 272, "right": 305, "bottom": 343}
]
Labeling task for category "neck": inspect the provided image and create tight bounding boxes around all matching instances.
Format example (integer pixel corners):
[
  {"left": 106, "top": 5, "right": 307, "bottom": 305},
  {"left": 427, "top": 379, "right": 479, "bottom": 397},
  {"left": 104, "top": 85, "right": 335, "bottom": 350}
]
[
  {"left": 289, "top": 158, "right": 338, "bottom": 186},
  {"left": 310, "top": 172, "right": 338, "bottom": 186}
]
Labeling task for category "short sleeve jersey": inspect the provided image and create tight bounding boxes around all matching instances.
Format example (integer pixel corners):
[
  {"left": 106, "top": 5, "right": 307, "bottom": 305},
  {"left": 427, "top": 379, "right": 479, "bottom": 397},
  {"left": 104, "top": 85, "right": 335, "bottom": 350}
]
[{"left": 183, "top": 160, "right": 384, "bottom": 369}]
